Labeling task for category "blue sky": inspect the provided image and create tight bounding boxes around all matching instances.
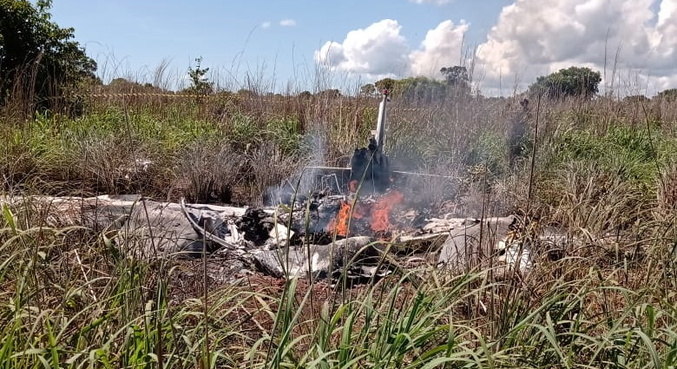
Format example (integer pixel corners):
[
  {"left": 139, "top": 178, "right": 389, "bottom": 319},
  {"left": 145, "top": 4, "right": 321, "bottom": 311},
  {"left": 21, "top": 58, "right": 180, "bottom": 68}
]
[{"left": 50, "top": 0, "right": 677, "bottom": 95}]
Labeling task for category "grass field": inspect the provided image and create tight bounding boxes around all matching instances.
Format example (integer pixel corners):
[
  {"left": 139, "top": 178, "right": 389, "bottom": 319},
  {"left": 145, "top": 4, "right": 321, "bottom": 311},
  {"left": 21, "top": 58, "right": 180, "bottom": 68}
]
[{"left": 1, "top": 90, "right": 676, "bottom": 368}]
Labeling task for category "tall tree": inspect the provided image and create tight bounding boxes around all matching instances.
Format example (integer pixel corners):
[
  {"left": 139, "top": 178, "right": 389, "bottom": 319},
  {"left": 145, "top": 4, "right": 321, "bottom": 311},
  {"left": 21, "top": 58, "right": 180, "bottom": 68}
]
[
  {"left": 440, "top": 66, "right": 468, "bottom": 86},
  {"left": 530, "top": 66, "right": 601, "bottom": 99},
  {"left": 440, "top": 66, "right": 470, "bottom": 97},
  {"left": 359, "top": 83, "right": 376, "bottom": 97},
  {"left": 656, "top": 88, "right": 677, "bottom": 102},
  {"left": 0, "top": 0, "right": 97, "bottom": 109},
  {"left": 374, "top": 78, "right": 396, "bottom": 94}
]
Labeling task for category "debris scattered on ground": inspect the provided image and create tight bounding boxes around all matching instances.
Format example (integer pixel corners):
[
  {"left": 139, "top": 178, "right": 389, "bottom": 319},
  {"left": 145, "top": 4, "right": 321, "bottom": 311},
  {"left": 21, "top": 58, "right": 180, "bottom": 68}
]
[{"left": 0, "top": 192, "right": 569, "bottom": 285}]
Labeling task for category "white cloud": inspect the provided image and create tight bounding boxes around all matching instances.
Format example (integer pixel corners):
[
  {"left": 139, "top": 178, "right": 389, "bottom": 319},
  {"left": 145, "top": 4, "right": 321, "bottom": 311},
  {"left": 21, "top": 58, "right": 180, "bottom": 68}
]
[
  {"left": 314, "top": 19, "right": 411, "bottom": 78},
  {"left": 475, "top": 0, "right": 677, "bottom": 94},
  {"left": 261, "top": 21, "right": 271, "bottom": 29},
  {"left": 410, "top": 20, "right": 469, "bottom": 77},
  {"left": 314, "top": 1, "right": 677, "bottom": 95},
  {"left": 314, "top": 19, "right": 468, "bottom": 79},
  {"left": 279, "top": 19, "right": 297, "bottom": 27},
  {"left": 409, "top": 0, "right": 453, "bottom": 5}
]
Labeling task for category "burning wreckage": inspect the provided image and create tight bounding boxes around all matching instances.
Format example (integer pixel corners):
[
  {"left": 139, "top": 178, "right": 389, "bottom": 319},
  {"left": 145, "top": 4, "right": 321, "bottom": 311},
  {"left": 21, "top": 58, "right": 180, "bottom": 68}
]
[{"left": 12, "top": 93, "right": 551, "bottom": 283}]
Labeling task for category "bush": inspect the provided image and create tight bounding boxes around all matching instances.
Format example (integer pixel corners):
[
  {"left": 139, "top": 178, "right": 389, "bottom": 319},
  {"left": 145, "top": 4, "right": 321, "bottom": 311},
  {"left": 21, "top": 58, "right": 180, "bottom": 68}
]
[
  {"left": 550, "top": 125, "right": 662, "bottom": 184},
  {"left": 174, "top": 142, "right": 245, "bottom": 203},
  {"left": 266, "top": 117, "right": 303, "bottom": 154},
  {"left": 464, "top": 132, "right": 510, "bottom": 179},
  {"left": 229, "top": 112, "right": 261, "bottom": 148},
  {"left": 73, "top": 135, "right": 154, "bottom": 194}
]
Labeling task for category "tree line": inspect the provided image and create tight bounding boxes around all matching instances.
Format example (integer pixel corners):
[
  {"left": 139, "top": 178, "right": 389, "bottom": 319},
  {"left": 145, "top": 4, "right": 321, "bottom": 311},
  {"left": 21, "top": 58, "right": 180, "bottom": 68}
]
[
  {"left": 359, "top": 66, "right": 606, "bottom": 102},
  {"left": 2, "top": 0, "right": 676, "bottom": 114}
]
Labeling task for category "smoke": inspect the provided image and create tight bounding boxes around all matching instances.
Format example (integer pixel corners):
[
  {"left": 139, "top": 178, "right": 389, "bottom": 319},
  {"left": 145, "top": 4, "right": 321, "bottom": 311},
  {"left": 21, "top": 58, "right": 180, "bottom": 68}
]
[{"left": 263, "top": 131, "right": 333, "bottom": 205}]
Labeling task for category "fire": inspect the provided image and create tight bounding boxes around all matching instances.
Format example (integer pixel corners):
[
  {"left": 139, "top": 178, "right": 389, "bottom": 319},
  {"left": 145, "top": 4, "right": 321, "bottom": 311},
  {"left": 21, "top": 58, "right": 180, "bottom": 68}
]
[
  {"left": 327, "top": 190, "right": 404, "bottom": 237},
  {"left": 370, "top": 190, "right": 404, "bottom": 233},
  {"left": 333, "top": 202, "right": 352, "bottom": 237},
  {"left": 329, "top": 200, "right": 366, "bottom": 237}
]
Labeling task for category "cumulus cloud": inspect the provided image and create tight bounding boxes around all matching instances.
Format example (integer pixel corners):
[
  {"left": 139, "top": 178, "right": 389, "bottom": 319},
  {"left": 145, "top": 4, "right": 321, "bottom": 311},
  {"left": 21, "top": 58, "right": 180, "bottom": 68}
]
[
  {"left": 279, "top": 19, "right": 297, "bottom": 27},
  {"left": 409, "top": 0, "right": 453, "bottom": 4},
  {"left": 410, "top": 20, "right": 469, "bottom": 77},
  {"left": 261, "top": 21, "right": 271, "bottom": 29},
  {"left": 314, "top": 19, "right": 468, "bottom": 79},
  {"left": 475, "top": 0, "right": 677, "bottom": 93},
  {"left": 314, "top": 19, "right": 411, "bottom": 78},
  {"left": 314, "top": 1, "right": 677, "bottom": 94}
]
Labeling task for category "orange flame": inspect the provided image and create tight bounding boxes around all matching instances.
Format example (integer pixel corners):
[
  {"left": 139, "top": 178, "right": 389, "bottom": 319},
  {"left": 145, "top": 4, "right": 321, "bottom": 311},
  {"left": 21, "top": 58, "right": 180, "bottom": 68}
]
[
  {"left": 370, "top": 190, "right": 404, "bottom": 233},
  {"left": 328, "top": 200, "right": 366, "bottom": 237},
  {"left": 327, "top": 190, "right": 404, "bottom": 237}
]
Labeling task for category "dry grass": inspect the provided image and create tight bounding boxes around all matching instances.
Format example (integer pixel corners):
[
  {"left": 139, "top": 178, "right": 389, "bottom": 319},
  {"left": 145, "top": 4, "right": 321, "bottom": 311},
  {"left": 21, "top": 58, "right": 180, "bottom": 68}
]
[
  {"left": 0, "top": 87, "right": 676, "bottom": 368},
  {"left": 173, "top": 142, "right": 246, "bottom": 203}
]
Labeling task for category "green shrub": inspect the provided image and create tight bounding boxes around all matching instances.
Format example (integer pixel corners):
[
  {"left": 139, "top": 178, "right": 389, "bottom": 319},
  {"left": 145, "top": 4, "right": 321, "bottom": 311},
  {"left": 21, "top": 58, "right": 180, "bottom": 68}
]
[
  {"left": 266, "top": 117, "right": 303, "bottom": 154},
  {"left": 229, "top": 112, "right": 261, "bottom": 148},
  {"left": 464, "top": 132, "right": 509, "bottom": 178},
  {"left": 548, "top": 125, "right": 668, "bottom": 185}
]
